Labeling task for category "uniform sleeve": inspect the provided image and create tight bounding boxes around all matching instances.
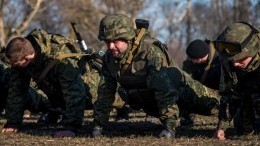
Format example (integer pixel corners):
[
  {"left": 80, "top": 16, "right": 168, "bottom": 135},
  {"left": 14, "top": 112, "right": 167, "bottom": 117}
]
[
  {"left": 93, "top": 58, "right": 117, "bottom": 126},
  {"left": 5, "top": 68, "right": 31, "bottom": 128},
  {"left": 146, "top": 45, "right": 179, "bottom": 126},
  {"left": 182, "top": 60, "right": 193, "bottom": 75},
  {"left": 56, "top": 58, "right": 86, "bottom": 130}
]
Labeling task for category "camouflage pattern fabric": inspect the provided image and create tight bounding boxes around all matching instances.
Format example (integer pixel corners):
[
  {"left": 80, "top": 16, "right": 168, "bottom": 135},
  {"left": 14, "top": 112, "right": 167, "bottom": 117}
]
[
  {"left": 80, "top": 55, "right": 125, "bottom": 109},
  {"left": 216, "top": 22, "right": 260, "bottom": 134},
  {"left": 98, "top": 14, "right": 136, "bottom": 41},
  {"left": 5, "top": 29, "right": 86, "bottom": 131},
  {"left": 0, "top": 59, "right": 52, "bottom": 129},
  {"left": 94, "top": 32, "right": 220, "bottom": 130}
]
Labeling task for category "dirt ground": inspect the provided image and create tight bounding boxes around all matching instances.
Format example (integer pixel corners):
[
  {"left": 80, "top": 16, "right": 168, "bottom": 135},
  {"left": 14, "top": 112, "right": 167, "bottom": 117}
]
[{"left": 0, "top": 110, "right": 259, "bottom": 146}]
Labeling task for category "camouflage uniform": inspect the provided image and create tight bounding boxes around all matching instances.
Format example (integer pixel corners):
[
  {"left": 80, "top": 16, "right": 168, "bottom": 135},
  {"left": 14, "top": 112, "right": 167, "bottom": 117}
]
[
  {"left": 0, "top": 59, "right": 53, "bottom": 129},
  {"left": 93, "top": 14, "right": 220, "bottom": 138},
  {"left": 4, "top": 29, "right": 86, "bottom": 132},
  {"left": 81, "top": 55, "right": 128, "bottom": 115},
  {"left": 215, "top": 22, "right": 260, "bottom": 134},
  {"left": 182, "top": 40, "right": 221, "bottom": 90}
]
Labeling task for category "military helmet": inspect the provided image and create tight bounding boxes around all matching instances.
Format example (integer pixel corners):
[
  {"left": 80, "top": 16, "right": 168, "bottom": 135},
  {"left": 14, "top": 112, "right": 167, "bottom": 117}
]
[
  {"left": 98, "top": 14, "right": 136, "bottom": 41},
  {"left": 214, "top": 22, "right": 259, "bottom": 61}
]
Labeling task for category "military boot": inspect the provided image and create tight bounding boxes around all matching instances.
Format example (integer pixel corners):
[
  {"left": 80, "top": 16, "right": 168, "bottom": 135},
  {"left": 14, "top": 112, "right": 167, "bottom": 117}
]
[
  {"left": 159, "top": 125, "right": 176, "bottom": 138},
  {"left": 92, "top": 125, "right": 103, "bottom": 138},
  {"left": 159, "top": 120, "right": 176, "bottom": 138},
  {"left": 37, "top": 112, "right": 60, "bottom": 124},
  {"left": 115, "top": 105, "right": 130, "bottom": 122}
]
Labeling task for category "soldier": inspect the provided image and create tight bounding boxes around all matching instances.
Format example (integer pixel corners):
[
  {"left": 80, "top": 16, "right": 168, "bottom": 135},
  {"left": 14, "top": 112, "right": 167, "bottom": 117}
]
[
  {"left": 183, "top": 39, "right": 221, "bottom": 90},
  {"left": 181, "top": 39, "right": 221, "bottom": 125},
  {"left": 2, "top": 29, "right": 86, "bottom": 138},
  {"left": 214, "top": 22, "right": 260, "bottom": 140},
  {"left": 0, "top": 60, "right": 53, "bottom": 129},
  {"left": 92, "top": 14, "right": 220, "bottom": 138}
]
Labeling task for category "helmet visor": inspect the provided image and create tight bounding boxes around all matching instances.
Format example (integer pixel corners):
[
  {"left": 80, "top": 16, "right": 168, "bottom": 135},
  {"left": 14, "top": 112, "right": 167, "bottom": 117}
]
[{"left": 213, "top": 41, "right": 242, "bottom": 56}]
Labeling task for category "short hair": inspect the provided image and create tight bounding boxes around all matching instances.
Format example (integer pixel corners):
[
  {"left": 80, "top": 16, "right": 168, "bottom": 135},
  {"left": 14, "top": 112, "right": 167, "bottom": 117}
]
[{"left": 5, "top": 37, "right": 35, "bottom": 62}]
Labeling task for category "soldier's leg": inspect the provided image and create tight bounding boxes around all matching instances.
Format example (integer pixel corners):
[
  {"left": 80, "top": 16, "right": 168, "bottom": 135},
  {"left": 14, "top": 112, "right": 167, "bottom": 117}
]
[
  {"left": 150, "top": 92, "right": 179, "bottom": 138},
  {"left": 25, "top": 87, "right": 52, "bottom": 113},
  {"left": 180, "top": 71, "right": 220, "bottom": 116}
]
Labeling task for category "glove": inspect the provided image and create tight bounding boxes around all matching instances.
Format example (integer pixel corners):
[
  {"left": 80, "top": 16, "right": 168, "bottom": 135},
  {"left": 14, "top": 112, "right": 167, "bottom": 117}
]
[
  {"left": 159, "top": 128, "right": 176, "bottom": 138},
  {"left": 92, "top": 125, "right": 103, "bottom": 138}
]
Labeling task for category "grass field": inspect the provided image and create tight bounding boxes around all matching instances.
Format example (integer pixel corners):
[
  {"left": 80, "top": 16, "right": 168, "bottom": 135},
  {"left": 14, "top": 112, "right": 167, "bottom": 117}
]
[{"left": 0, "top": 110, "right": 259, "bottom": 145}]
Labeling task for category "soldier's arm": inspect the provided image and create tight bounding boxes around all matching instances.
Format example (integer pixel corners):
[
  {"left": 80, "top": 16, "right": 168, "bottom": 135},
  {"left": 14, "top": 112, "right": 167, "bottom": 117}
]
[
  {"left": 4, "top": 68, "right": 31, "bottom": 130},
  {"left": 57, "top": 59, "right": 86, "bottom": 132},
  {"left": 93, "top": 61, "right": 117, "bottom": 127}
]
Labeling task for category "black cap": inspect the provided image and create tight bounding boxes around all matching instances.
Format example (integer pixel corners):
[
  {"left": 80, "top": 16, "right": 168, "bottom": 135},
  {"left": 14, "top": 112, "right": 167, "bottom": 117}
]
[{"left": 186, "top": 39, "right": 209, "bottom": 59}]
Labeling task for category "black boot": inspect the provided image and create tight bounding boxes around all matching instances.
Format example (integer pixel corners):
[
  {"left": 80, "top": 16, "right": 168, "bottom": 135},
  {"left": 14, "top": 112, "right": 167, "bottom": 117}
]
[
  {"left": 37, "top": 112, "right": 60, "bottom": 124},
  {"left": 159, "top": 124, "right": 176, "bottom": 138},
  {"left": 115, "top": 105, "right": 130, "bottom": 121}
]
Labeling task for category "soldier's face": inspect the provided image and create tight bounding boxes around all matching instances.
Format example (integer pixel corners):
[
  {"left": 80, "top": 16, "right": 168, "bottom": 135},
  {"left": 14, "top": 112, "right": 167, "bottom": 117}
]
[
  {"left": 9, "top": 53, "right": 35, "bottom": 68},
  {"left": 105, "top": 39, "right": 128, "bottom": 58},
  {"left": 189, "top": 54, "right": 209, "bottom": 64},
  {"left": 232, "top": 56, "right": 252, "bottom": 69}
]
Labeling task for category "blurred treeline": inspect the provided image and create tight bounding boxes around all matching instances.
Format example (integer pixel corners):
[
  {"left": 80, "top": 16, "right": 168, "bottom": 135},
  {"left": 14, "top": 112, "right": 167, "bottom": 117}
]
[{"left": 0, "top": 0, "right": 259, "bottom": 66}]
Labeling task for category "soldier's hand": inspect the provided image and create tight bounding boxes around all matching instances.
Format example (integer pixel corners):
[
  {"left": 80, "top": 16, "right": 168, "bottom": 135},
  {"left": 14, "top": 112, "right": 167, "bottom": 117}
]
[
  {"left": 92, "top": 125, "right": 103, "bottom": 138},
  {"left": 215, "top": 129, "right": 226, "bottom": 140},
  {"left": 1, "top": 127, "right": 18, "bottom": 133},
  {"left": 54, "top": 130, "right": 75, "bottom": 138}
]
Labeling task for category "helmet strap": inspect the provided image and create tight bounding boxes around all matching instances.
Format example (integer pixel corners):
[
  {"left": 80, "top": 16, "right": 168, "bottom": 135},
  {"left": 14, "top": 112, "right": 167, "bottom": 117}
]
[{"left": 120, "top": 28, "right": 146, "bottom": 76}]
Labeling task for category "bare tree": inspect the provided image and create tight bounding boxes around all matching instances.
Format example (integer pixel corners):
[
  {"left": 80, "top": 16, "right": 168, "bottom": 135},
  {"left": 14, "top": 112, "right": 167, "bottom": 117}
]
[
  {"left": 0, "top": 0, "right": 45, "bottom": 46},
  {"left": 32, "top": 0, "right": 145, "bottom": 51}
]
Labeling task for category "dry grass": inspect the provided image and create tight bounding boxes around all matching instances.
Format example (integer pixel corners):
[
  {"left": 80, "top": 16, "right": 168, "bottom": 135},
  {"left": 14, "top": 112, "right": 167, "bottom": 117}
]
[{"left": 0, "top": 110, "right": 259, "bottom": 146}]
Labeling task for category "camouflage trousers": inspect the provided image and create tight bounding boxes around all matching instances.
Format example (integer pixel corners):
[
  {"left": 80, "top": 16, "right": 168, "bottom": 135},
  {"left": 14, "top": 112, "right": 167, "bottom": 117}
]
[
  {"left": 118, "top": 69, "right": 221, "bottom": 129},
  {"left": 177, "top": 71, "right": 220, "bottom": 116},
  {"left": 25, "top": 87, "right": 52, "bottom": 114}
]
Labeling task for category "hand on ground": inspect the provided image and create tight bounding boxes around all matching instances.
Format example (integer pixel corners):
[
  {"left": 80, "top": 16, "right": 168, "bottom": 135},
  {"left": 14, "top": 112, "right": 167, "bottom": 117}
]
[
  {"left": 2, "top": 127, "right": 18, "bottom": 133},
  {"left": 215, "top": 129, "right": 226, "bottom": 140}
]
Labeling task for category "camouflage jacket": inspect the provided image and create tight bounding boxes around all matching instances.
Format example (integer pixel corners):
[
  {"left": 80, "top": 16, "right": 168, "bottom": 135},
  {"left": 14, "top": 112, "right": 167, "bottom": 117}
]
[
  {"left": 182, "top": 43, "right": 221, "bottom": 90},
  {"left": 5, "top": 29, "right": 86, "bottom": 130},
  {"left": 94, "top": 32, "right": 220, "bottom": 127},
  {"left": 219, "top": 49, "right": 260, "bottom": 96}
]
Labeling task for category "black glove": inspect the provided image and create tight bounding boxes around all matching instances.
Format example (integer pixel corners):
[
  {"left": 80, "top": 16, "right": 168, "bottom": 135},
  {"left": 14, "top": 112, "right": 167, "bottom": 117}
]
[{"left": 92, "top": 125, "right": 103, "bottom": 138}]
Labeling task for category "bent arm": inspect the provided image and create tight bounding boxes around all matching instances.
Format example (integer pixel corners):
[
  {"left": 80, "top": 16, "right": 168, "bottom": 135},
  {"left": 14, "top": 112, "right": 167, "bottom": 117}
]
[{"left": 5, "top": 68, "right": 30, "bottom": 129}]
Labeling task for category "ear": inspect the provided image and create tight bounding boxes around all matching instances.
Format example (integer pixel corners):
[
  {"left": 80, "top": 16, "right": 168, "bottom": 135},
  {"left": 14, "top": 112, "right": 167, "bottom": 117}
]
[{"left": 24, "top": 53, "right": 35, "bottom": 60}]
